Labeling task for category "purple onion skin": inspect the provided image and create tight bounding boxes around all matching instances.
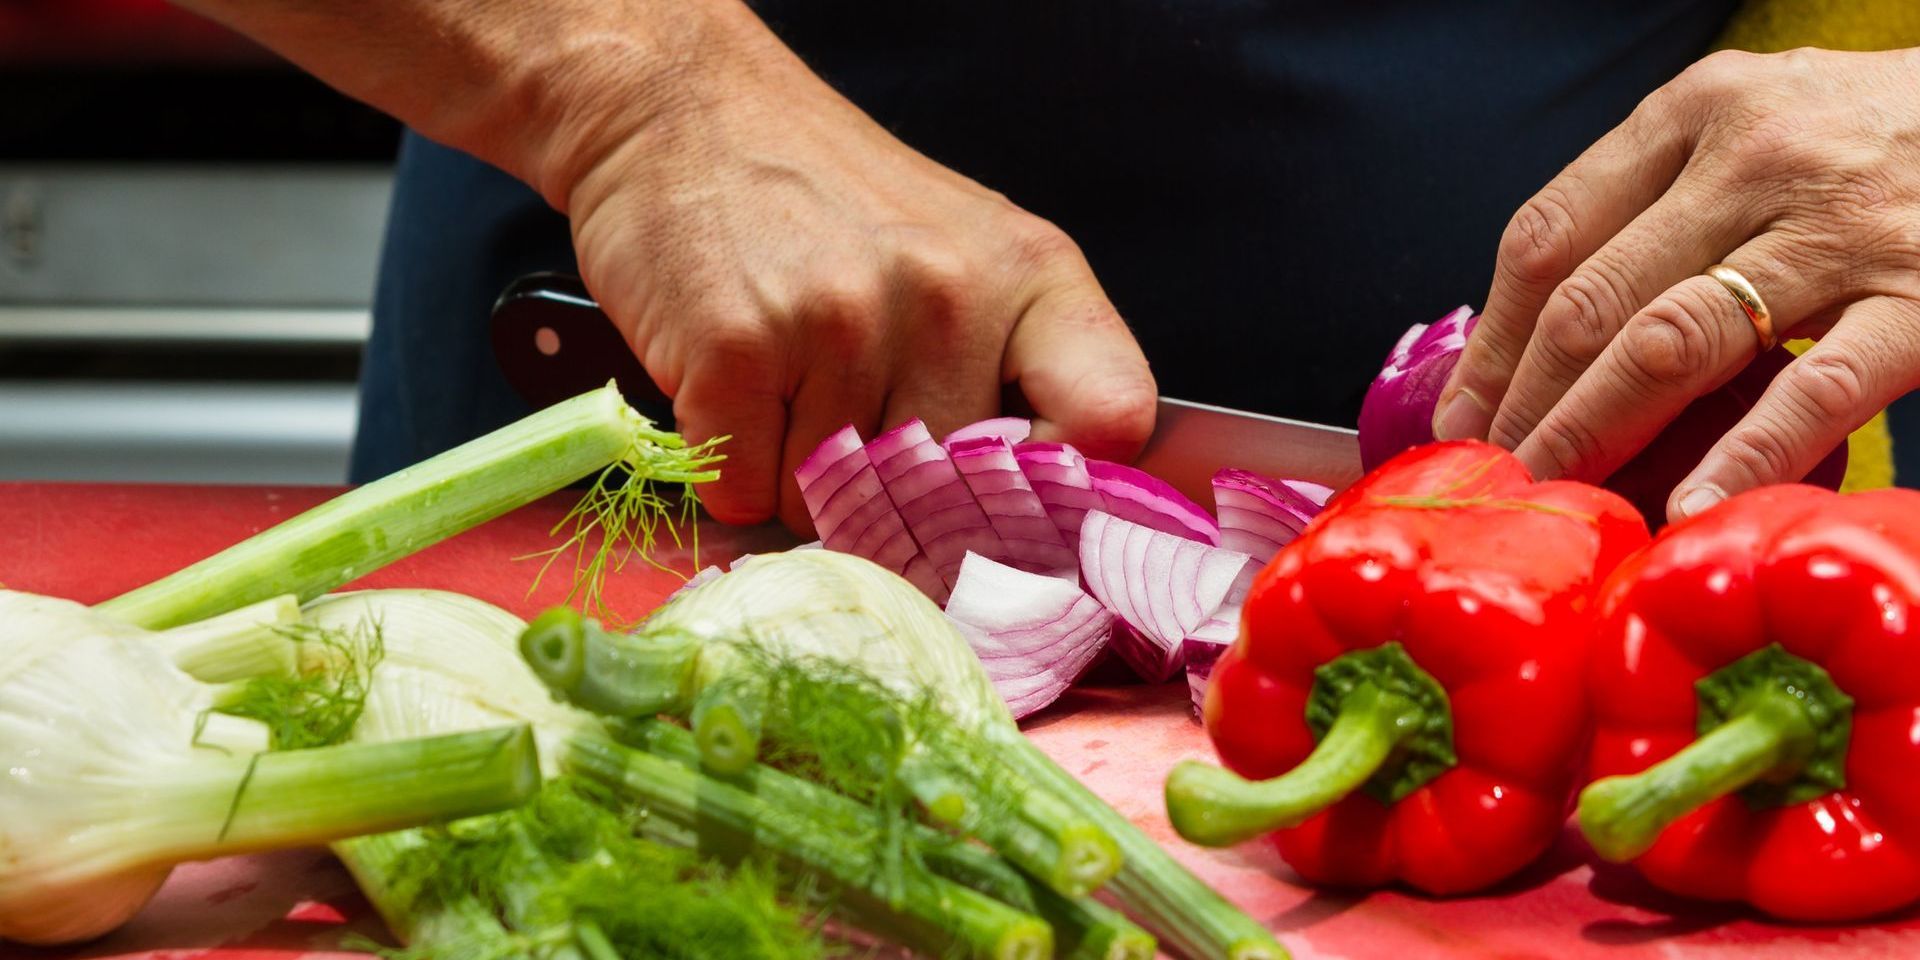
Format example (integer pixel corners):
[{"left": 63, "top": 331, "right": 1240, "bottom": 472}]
[
  {"left": 1358, "top": 308, "right": 1476, "bottom": 472},
  {"left": 1357, "top": 311, "right": 1848, "bottom": 527}
]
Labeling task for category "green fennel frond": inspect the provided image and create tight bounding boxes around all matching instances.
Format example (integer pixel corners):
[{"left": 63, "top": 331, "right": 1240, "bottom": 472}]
[
  {"left": 201, "top": 618, "right": 385, "bottom": 751},
  {"left": 375, "top": 778, "right": 828, "bottom": 960},
  {"left": 526, "top": 429, "right": 726, "bottom": 625}
]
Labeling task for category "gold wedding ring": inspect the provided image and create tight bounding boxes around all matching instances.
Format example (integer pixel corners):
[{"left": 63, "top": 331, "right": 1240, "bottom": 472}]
[{"left": 1704, "top": 263, "right": 1778, "bottom": 352}]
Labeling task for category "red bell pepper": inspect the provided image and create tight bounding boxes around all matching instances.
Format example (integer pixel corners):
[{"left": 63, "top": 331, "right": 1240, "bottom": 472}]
[
  {"left": 1578, "top": 484, "right": 1920, "bottom": 920},
  {"left": 1164, "top": 440, "right": 1648, "bottom": 894}
]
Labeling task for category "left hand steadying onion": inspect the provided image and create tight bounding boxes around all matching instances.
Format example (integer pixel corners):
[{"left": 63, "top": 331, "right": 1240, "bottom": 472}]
[{"left": 1436, "top": 46, "right": 1920, "bottom": 521}]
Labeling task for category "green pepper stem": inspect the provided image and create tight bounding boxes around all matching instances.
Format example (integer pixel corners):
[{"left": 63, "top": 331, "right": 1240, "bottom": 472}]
[
  {"left": 1579, "top": 685, "right": 1816, "bottom": 862},
  {"left": 519, "top": 608, "right": 700, "bottom": 717},
  {"left": 1165, "top": 683, "right": 1419, "bottom": 847}
]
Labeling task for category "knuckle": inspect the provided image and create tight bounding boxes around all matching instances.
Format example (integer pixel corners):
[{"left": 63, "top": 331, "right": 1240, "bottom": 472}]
[
  {"left": 692, "top": 316, "right": 777, "bottom": 372},
  {"left": 1533, "top": 272, "right": 1619, "bottom": 374},
  {"left": 1717, "top": 421, "right": 1799, "bottom": 487},
  {"left": 1784, "top": 350, "right": 1873, "bottom": 423},
  {"left": 902, "top": 248, "right": 983, "bottom": 339},
  {"left": 1720, "top": 113, "right": 1818, "bottom": 184},
  {"left": 1530, "top": 412, "right": 1610, "bottom": 480},
  {"left": 1619, "top": 292, "right": 1722, "bottom": 385},
  {"left": 800, "top": 278, "right": 885, "bottom": 353},
  {"left": 1008, "top": 216, "right": 1084, "bottom": 272},
  {"left": 1498, "top": 189, "right": 1580, "bottom": 289},
  {"left": 1073, "top": 370, "right": 1158, "bottom": 447},
  {"left": 1677, "top": 49, "right": 1761, "bottom": 99}
]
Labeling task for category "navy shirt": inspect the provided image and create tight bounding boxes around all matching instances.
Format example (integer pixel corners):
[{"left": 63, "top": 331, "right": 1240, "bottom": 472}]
[{"left": 351, "top": 0, "right": 1739, "bottom": 481}]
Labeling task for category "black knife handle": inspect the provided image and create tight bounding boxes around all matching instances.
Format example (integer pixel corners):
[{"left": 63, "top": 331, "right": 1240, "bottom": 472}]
[{"left": 490, "top": 273, "right": 676, "bottom": 426}]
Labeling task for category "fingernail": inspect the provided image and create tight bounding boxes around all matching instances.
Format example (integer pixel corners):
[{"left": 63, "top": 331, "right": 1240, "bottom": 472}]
[
  {"left": 1432, "top": 388, "right": 1492, "bottom": 442},
  {"left": 1675, "top": 485, "right": 1725, "bottom": 520}
]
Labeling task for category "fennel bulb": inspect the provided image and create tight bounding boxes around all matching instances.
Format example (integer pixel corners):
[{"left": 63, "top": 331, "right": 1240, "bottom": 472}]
[{"left": 0, "top": 591, "right": 538, "bottom": 946}]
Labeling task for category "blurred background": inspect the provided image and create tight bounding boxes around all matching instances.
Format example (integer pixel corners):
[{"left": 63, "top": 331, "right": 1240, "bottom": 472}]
[{"left": 0, "top": 0, "right": 389, "bottom": 483}]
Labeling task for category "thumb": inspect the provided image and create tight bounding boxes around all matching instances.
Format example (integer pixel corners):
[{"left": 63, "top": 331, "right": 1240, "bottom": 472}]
[{"left": 1004, "top": 285, "right": 1157, "bottom": 462}]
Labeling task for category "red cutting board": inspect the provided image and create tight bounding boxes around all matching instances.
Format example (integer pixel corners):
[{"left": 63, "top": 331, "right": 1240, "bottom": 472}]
[{"left": 4, "top": 481, "right": 1918, "bottom": 960}]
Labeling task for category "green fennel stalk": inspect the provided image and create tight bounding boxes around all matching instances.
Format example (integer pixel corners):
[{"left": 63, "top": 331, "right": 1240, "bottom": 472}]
[{"left": 99, "top": 383, "right": 720, "bottom": 630}]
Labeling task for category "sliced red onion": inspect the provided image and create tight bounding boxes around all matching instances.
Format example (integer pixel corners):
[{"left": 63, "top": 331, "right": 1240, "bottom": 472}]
[
  {"left": 942, "top": 417, "right": 1032, "bottom": 449},
  {"left": 1078, "top": 510, "right": 1251, "bottom": 683},
  {"left": 945, "top": 552, "right": 1114, "bottom": 719},
  {"left": 1013, "top": 441, "right": 1107, "bottom": 551},
  {"left": 1085, "top": 460, "right": 1220, "bottom": 545},
  {"left": 867, "top": 419, "right": 1009, "bottom": 594},
  {"left": 1181, "top": 607, "right": 1239, "bottom": 722},
  {"left": 947, "top": 436, "right": 1078, "bottom": 576},
  {"left": 1357, "top": 305, "right": 1477, "bottom": 472},
  {"left": 796, "top": 424, "right": 944, "bottom": 598},
  {"left": 1356, "top": 308, "right": 1848, "bottom": 525},
  {"left": 1211, "top": 468, "right": 1333, "bottom": 562}
]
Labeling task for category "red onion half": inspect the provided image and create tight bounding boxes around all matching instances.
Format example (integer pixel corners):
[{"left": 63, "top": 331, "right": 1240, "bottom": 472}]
[
  {"left": 945, "top": 552, "right": 1115, "bottom": 719},
  {"left": 1356, "top": 308, "right": 1848, "bottom": 523},
  {"left": 1357, "top": 305, "right": 1476, "bottom": 472}
]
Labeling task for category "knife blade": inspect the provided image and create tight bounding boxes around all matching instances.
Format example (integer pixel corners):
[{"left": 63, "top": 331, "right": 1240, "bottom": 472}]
[{"left": 491, "top": 274, "right": 1364, "bottom": 502}]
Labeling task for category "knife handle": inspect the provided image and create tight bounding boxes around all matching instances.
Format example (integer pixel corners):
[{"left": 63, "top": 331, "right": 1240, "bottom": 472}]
[{"left": 489, "top": 273, "right": 676, "bottom": 425}]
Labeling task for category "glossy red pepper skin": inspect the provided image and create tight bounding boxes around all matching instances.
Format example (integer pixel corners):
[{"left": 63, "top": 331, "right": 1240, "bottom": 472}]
[
  {"left": 1204, "top": 441, "right": 1648, "bottom": 893},
  {"left": 1586, "top": 485, "right": 1920, "bottom": 920}
]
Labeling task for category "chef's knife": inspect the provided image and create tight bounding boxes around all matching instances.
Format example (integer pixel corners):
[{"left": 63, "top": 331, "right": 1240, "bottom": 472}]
[{"left": 490, "top": 274, "right": 1364, "bottom": 503}]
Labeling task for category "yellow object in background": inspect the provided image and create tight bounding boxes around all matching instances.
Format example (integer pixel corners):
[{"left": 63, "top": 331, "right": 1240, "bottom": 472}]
[
  {"left": 1711, "top": 1, "right": 1917, "bottom": 489},
  {"left": 1718, "top": 0, "right": 1920, "bottom": 53}
]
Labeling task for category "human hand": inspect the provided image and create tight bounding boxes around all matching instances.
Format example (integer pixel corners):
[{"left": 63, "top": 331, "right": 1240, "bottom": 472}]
[
  {"left": 1436, "top": 47, "right": 1920, "bottom": 521},
  {"left": 542, "top": 8, "right": 1155, "bottom": 531}
]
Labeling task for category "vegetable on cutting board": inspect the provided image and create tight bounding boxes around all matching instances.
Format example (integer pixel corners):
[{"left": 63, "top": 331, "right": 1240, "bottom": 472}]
[
  {"left": 797, "top": 416, "right": 1334, "bottom": 721},
  {"left": 0, "top": 591, "right": 539, "bottom": 946},
  {"left": 1577, "top": 484, "right": 1920, "bottom": 921},
  {"left": 314, "top": 587, "right": 1159, "bottom": 960},
  {"left": 1165, "top": 441, "right": 1650, "bottom": 894},
  {"left": 521, "top": 549, "right": 1286, "bottom": 960},
  {"left": 1356, "top": 307, "right": 1847, "bottom": 523},
  {"left": 944, "top": 552, "right": 1115, "bottom": 720},
  {"left": 97, "top": 381, "right": 722, "bottom": 630}
]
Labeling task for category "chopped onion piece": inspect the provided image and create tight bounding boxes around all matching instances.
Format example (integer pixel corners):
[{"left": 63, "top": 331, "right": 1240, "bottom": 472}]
[
  {"left": 945, "top": 552, "right": 1115, "bottom": 720},
  {"left": 1077, "top": 511, "right": 1251, "bottom": 683},
  {"left": 942, "top": 417, "right": 1032, "bottom": 449},
  {"left": 1013, "top": 442, "right": 1106, "bottom": 551},
  {"left": 1086, "top": 461, "right": 1219, "bottom": 545},
  {"left": 1181, "top": 607, "right": 1239, "bottom": 722},
  {"left": 867, "top": 419, "right": 1009, "bottom": 595},
  {"left": 948, "top": 437, "right": 1079, "bottom": 576},
  {"left": 795, "top": 424, "right": 943, "bottom": 598},
  {"left": 1211, "top": 469, "right": 1332, "bottom": 562}
]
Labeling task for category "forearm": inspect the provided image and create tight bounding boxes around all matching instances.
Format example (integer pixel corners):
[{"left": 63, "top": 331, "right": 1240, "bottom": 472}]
[{"left": 172, "top": 0, "right": 780, "bottom": 209}]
